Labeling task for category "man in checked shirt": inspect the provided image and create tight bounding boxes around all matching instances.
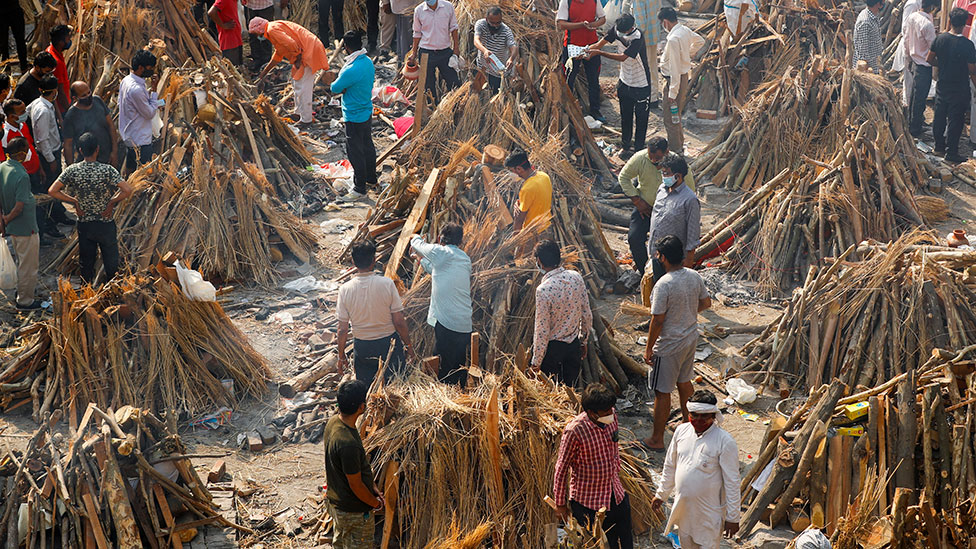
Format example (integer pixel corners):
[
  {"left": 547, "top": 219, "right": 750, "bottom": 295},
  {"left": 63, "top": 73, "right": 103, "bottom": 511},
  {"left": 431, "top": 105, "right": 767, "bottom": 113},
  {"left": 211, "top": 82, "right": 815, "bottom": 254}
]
[{"left": 553, "top": 383, "right": 633, "bottom": 548}]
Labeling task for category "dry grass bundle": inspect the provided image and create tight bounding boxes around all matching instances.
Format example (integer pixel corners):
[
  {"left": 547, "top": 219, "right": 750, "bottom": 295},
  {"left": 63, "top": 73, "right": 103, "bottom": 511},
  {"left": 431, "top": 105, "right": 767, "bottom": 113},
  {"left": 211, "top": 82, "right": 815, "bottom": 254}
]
[
  {"left": 735, "top": 230, "right": 976, "bottom": 394},
  {"left": 328, "top": 369, "right": 662, "bottom": 548},
  {"left": 914, "top": 195, "right": 949, "bottom": 224},
  {"left": 0, "top": 404, "right": 247, "bottom": 547},
  {"left": 0, "top": 272, "right": 271, "bottom": 421}
]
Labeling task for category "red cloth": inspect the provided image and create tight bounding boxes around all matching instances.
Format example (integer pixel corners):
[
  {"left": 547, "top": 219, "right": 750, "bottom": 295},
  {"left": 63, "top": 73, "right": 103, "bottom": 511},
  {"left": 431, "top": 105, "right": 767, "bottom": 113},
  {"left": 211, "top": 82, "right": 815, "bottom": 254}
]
[
  {"left": 2, "top": 123, "right": 40, "bottom": 175},
  {"left": 213, "top": 0, "right": 244, "bottom": 51},
  {"left": 566, "top": 0, "right": 598, "bottom": 46},
  {"left": 553, "top": 411, "right": 626, "bottom": 510},
  {"left": 393, "top": 116, "right": 414, "bottom": 138},
  {"left": 45, "top": 45, "right": 71, "bottom": 112}
]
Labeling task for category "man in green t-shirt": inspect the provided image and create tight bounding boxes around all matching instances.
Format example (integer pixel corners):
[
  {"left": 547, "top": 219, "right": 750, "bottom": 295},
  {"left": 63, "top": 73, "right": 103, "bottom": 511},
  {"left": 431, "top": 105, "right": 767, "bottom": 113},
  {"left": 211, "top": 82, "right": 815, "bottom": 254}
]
[
  {"left": 324, "top": 380, "right": 382, "bottom": 548},
  {"left": 0, "top": 137, "right": 40, "bottom": 309}
]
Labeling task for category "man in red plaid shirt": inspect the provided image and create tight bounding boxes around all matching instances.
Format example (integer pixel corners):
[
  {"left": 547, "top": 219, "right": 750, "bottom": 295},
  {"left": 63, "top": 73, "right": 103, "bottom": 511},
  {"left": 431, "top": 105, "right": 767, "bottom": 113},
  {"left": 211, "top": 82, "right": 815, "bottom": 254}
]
[{"left": 553, "top": 383, "right": 633, "bottom": 548}]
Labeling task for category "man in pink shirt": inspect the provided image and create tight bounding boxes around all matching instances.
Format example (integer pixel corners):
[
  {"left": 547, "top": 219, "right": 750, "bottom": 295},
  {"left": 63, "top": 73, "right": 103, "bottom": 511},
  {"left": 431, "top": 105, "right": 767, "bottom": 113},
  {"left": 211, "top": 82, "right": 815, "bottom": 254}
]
[
  {"left": 532, "top": 239, "right": 592, "bottom": 385},
  {"left": 250, "top": 18, "right": 330, "bottom": 124},
  {"left": 407, "top": 0, "right": 460, "bottom": 102},
  {"left": 906, "top": 0, "right": 939, "bottom": 137},
  {"left": 209, "top": 0, "right": 244, "bottom": 66}
]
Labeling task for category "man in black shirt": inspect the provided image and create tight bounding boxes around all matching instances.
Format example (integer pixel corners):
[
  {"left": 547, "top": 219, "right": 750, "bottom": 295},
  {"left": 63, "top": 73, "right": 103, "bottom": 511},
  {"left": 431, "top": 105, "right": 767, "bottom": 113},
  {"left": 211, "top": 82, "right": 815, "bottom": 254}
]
[
  {"left": 14, "top": 52, "right": 58, "bottom": 108},
  {"left": 928, "top": 7, "right": 976, "bottom": 163},
  {"left": 63, "top": 81, "right": 120, "bottom": 166},
  {"left": 0, "top": 1, "right": 28, "bottom": 73}
]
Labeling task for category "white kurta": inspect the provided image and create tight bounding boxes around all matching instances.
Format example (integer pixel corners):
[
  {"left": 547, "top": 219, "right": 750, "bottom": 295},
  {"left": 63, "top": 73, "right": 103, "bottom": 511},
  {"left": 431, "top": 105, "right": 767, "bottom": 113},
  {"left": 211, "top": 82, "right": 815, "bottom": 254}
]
[{"left": 655, "top": 422, "right": 741, "bottom": 549}]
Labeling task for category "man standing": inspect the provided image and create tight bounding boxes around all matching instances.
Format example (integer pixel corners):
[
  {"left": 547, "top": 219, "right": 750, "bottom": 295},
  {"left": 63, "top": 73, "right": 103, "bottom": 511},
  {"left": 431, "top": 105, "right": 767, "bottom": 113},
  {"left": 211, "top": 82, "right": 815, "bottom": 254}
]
[
  {"left": 0, "top": 75, "right": 9, "bottom": 104},
  {"left": 642, "top": 235, "right": 711, "bottom": 451},
  {"left": 336, "top": 241, "right": 416, "bottom": 385},
  {"left": 631, "top": 0, "right": 662, "bottom": 108},
  {"left": 3, "top": 99, "right": 59, "bottom": 241},
  {"left": 0, "top": 1, "right": 28, "bottom": 73},
  {"left": 410, "top": 222, "right": 472, "bottom": 386},
  {"left": 319, "top": 0, "right": 345, "bottom": 49},
  {"left": 408, "top": 0, "right": 461, "bottom": 102},
  {"left": 653, "top": 390, "right": 740, "bottom": 548},
  {"left": 620, "top": 137, "right": 696, "bottom": 277},
  {"left": 250, "top": 17, "right": 331, "bottom": 125},
  {"left": 27, "top": 76, "right": 62, "bottom": 187},
  {"left": 63, "top": 81, "right": 119, "bottom": 166},
  {"left": 0, "top": 138, "right": 40, "bottom": 309},
  {"left": 504, "top": 150, "right": 552, "bottom": 234},
  {"left": 906, "top": 0, "right": 939, "bottom": 137},
  {"left": 586, "top": 14, "right": 651, "bottom": 158},
  {"left": 553, "top": 383, "right": 633, "bottom": 548},
  {"left": 645, "top": 155, "right": 700, "bottom": 281},
  {"left": 473, "top": 7, "right": 518, "bottom": 93},
  {"left": 45, "top": 25, "right": 73, "bottom": 113},
  {"left": 853, "top": 0, "right": 884, "bottom": 72},
  {"left": 209, "top": 0, "right": 244, "bottom": 66},
  {"left": 244, "top": 0, "right": 275, "bottom": 70},
  {"left": 118, "top": 50, "right": 161, "bottom": 172},
  {"left": 532, "top": 239, "right": 592, "bottom": 385},
  {"left": 658, "top": 7, "right": 703, "bottom": 154},
  {"left": 49, "top": 133, "right": 132, "bottom": 283},
  {"left": 557, "top": 0, "right": 606, "bottom": 121},
  {"left": 14, "top": 52, "right": 58, "bottom": 108},
  {"left": 928, "top": 8, "right": 976, "bottom": 163},
  {"left": 324, "top": 379, "right": 384, "bottom": 548},
  {"left": 896, "top": 0, "right": 922, "bottom": 107},
  {"left": 330, "top": 31, "right": 377, "bottom": 202}
]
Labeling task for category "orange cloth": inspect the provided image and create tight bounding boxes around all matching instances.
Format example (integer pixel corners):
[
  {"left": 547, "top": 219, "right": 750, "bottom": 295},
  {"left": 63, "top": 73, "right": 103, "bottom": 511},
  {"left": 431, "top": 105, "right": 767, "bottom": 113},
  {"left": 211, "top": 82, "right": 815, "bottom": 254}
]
[{"left": 265, "top": 20, "right": 330, "bottom": 80}]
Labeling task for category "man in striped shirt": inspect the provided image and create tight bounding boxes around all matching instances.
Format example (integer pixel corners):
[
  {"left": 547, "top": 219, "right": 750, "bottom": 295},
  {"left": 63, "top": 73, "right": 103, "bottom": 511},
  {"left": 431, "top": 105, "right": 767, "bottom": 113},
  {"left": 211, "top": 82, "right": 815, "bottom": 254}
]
[
  {"left": 473, "top": 6, "right": 518, "bottom": 93},
  {"left": 852, "top": 0, "right": 884, "bottom": 73},
  {"left": 553, "top": 383, "right": 633, "bottom": 549}
]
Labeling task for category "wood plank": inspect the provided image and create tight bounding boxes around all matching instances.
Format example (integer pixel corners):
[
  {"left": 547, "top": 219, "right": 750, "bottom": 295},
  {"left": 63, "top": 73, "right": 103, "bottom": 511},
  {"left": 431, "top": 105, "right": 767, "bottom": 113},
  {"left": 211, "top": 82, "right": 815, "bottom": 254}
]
[
  {"left": 238, "top": 104, "right": 266, "bottom": 173},
  {"left": 411, "top": 53, "right": 430, "bottom": 138},
  {"left": 152, "top": 484, "right": 183, "bottom": 549},
  {"left": 384, "top": 168, "right": 440, "bottom": 279},
  {"left": 81, "top": 490, "right": 110, "bottom": 549}
]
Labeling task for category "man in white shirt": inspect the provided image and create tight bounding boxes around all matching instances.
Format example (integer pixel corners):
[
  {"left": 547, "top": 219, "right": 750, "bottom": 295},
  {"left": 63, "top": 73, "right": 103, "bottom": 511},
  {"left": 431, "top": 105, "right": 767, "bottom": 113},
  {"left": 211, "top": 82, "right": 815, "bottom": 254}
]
[
  {"left": 894, "top": 0, "right": 921, "bottom": 107},
  {"left": 658, "top": 7, "right": 703, "bottom": 154},
  {"left": 336, "top": 240, "right": 416, "bottom": 385},
  {"left": 117, "top": 50, "right": 160, "bottom": 174},
  {"left": 905, "top": 0, "right": 939, "bottom": 137},
  {"left": 653, "top": 390, "right": 740, "bottom": 549},
  {"left": 26, "top": 75, "right": 72, "bottom": 232}
]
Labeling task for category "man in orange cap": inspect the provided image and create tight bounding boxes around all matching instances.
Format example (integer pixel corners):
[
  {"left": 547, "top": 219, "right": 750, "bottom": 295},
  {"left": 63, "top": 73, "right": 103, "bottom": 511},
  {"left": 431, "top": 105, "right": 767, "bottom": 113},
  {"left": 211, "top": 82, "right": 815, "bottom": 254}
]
[{"left": 249, "top": 17, "right": 330, "bottom": 125}]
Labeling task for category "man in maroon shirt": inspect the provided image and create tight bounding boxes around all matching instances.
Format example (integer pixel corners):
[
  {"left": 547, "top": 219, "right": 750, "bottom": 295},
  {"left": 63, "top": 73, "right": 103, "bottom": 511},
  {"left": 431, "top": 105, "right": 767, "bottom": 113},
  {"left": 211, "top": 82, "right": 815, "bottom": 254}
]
[
  {"left": 556, "top": 0, "right": 606, "bottom": 121},
  {"left": 553, "top": 383, "right": 633, "bottom": 548}
]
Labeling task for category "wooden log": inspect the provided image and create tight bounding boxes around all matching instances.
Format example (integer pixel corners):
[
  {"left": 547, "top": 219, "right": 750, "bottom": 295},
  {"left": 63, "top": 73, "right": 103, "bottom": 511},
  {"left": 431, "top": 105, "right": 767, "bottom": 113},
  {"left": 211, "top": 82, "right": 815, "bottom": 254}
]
[
  {"left": 769, "top": 419, "right": 826, "bottom": 527},
  {"left": 278, "top": 352, "right": 338, "bottom": 398},
  {"left": 385, "top": 168, "right": 440, "bottom": 279},
  {"left": 809, "top": 435, "right": 828, "bottom": 528},
  {"left": 894, "top": 369, "right": 918, "bottom": 494},
  {"left": 788, "top": 507, "right": 811, "bottom": 533},
  {"left": 101, "top": 442, "right": 142, "bottom": 548},
  {"left": 207, "top": 460, "right": 227, "bottom": 484},
  {"left": 380, "top": 461, "right": 400, "bottom": 549},
  {"left": 826, "top": 434, "right": 853, "bottom": 536},
  {"left": 891, "top": 487, "right": 912, "bottom": 548}
]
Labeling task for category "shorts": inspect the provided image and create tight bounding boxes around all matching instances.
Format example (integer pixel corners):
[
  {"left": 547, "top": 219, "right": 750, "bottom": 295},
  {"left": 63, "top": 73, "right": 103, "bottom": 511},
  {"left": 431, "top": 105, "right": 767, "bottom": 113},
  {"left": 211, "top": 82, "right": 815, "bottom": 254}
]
[{"left": 648, "top": 342, "right": 696, "bottom": 394}]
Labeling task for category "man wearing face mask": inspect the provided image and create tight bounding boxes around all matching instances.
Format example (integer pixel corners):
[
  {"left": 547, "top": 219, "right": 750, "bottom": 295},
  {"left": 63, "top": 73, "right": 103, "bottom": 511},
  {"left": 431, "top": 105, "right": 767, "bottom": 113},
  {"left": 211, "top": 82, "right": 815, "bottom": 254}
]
[
  {"left": 644, "top": 154, "right": 699, "bottom": 283},
  {"left": 45, "top": 25, "right": 73, "bottom": 114},
  {"left": 63, "top": 81, "right": 119, "bottom": 166},
  {"left": 473, "top": 7, "right": 518, "bottom": 94},
  {"left": 14, "top": 52, "right": 58, "bottom": 109},
  {"left": 653, "top": 390, "right": 740, "bottom": 548},
  {"left": 658, "top": 8, "right": 704, "bottom": 154},
  {"left": 853, "top": 0, "right": 884, "bottom": 73},
  {"left": 2, "top": 99, "right": 58, "bottom": 242},
  {"left": 408, "top": 0, "right": 461, "bottom": 103},
  {"left": 0, "top": 138, "right": 41, "bottom": 310},
  {"left": 586, "top": 14, "right": 651, "bottom": 159},
  {"left": 118, "top": 50, "right": 161, "bottom": 173},
  {"left": 553, "top": 383, "right": 633, "bottom": 549},
  {"left": 642, "top": 234, "right": 710, "bottom": 452},
  {"left": 619, "top": 137, "right": 696, "bottom": 278},
  {"left": 26, "top": 75, "right": 73, "bottom": 233},
  {"left": 330, "top": 31, "right": 377, "bottom": 202},
  {"left": 531, "top": 239, "right": 591, "bottom": 385}
]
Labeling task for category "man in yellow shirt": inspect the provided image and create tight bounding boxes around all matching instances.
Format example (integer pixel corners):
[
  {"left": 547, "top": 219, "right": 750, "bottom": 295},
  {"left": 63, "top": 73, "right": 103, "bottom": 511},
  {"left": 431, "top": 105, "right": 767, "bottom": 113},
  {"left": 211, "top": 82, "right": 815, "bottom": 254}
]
[{"left": 505, "top": 150, "right": 552, "bottom": 233}]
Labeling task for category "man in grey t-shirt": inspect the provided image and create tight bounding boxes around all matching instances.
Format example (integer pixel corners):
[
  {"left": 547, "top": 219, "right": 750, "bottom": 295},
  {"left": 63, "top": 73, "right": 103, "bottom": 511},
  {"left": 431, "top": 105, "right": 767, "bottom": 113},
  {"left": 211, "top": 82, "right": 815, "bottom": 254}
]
[{"left": 642, "top": 234, "right": 711, "bottom": 451}]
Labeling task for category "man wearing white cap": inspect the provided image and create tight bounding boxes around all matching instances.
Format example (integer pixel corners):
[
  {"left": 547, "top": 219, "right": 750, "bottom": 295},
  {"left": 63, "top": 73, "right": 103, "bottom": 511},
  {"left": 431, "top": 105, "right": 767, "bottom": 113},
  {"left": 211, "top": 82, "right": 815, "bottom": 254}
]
[{"left": 652, "top": 390, "right": 740, "bottom": 549}]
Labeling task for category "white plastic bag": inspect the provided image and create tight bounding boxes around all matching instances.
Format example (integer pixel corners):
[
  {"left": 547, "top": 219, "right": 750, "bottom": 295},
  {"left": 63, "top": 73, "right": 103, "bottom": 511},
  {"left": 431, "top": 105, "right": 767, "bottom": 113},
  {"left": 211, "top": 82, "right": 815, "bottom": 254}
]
[
  {"left": 603, "top": 0, "right": 625, "bottom": 32},
  {"left": 174, "top": 260, "right": 216, "bottom": 302},
  {"left": 0, "top": 239, "right": 16, "bottom": 290},
  {"left": 726, "top": 377, "right": 757, "bottom": 404}
]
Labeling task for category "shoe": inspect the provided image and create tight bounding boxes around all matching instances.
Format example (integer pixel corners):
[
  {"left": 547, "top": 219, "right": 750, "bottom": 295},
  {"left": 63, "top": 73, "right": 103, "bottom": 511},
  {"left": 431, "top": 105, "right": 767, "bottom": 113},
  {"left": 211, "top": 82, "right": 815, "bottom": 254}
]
[
  {"left": 592, "top": 113, "right": 606, "bottom": 123},
  {"left": 934, "top": 146, "right": 946, "bottom": 156},
  {"left": 56, "top": 217, "right": 76, "bottom": 226},
  {"left": 945, "top": 153, "right": 965, "bottom": 163},
  {"left": 16, "top": 299, "right": 42, "bottom": 310},
  {"left": 648, "top": 100, "right": 660, "bottom": 110},
  {"left": 620, "top": 148, "right": 634, "bottom": 160},
  {"left": 340, "top": 189, "right": 367, "bottom": 202}
]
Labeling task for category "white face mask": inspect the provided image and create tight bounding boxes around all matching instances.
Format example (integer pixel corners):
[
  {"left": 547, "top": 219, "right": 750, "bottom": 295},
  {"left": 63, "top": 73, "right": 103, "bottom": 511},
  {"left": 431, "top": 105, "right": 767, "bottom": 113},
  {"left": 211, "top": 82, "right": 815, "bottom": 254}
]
[
  {"left": 596, "top": 414, "right": 614, "bottom": 425},
  {"left": 662, "top": 175, "right": 677, "bottom": 188}
]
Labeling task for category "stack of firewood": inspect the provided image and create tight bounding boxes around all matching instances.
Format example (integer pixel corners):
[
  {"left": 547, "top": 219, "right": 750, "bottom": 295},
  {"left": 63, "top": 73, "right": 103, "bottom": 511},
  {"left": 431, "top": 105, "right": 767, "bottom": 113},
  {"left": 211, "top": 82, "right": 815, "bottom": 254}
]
[
  {"left": 738, "top": 343, "right": 976, "bottom": 547},
  {"left": 0, "top": 405, "right": 247, "bottom": 548},
  {"left": 733, "top": 231, "right": 976, "bottom": 394}
]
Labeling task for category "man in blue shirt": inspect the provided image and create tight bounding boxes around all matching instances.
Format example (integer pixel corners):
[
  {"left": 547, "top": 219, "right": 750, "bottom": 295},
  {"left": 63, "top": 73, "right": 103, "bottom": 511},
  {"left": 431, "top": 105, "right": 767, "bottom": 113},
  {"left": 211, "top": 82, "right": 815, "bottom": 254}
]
[
  {"left": 410, "top": 222, "right": 473, "bottom": 386},
  {"left": 330, "top": 31, "right": 377, "bottom": 202}
]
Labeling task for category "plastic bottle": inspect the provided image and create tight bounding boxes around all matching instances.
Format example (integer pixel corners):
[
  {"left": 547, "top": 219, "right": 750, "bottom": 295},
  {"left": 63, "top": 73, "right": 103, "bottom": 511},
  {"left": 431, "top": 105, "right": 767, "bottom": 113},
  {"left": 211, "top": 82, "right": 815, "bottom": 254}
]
[{"left": 670, "top": 105, "right": 680, "bottom": 124}]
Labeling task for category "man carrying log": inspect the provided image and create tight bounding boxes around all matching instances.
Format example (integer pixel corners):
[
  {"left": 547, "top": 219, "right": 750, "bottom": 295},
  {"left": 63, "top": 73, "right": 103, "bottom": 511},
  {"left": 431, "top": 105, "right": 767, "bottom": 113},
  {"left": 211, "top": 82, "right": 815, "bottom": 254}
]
[
  {"left": 553, "top": 382, "right": 634, "bottom": 548},
  {"left": 642, "top": 234, "right": 710, "bottom": 451},
  {"left": 330, "top": 31, "right": 377, "bottom": 202},
  {"left": 49, "top": 133, "right": 132, "bottom": 284},
  {"left": 619, "top": 137, "right": 696, "bottom": 278},
  {"left": 653, "top": 390, "right": 740, "bottom": 548},
  {"left": 118, "top": 50, "right": 161, "bottom": 172},
  {"left": 531, "top": 239, "right": 592, "bottom": 385},
  {"left": 324, "top": 379, "right": 385, "bottom": 548},
  {"left": 556, "top": 0, "right": 607, "bottom": 121},
  {"left": 905, "top": 0, "right": 939, "bottom": 138},
  {"left": 658, "top": 7, "right": 703, "bottom": 154},
  {"left": 0, "top": 138, "right": 41, "bottom": 309},
  {"left": 410, "top": 222, "right": 473, "bottom": 386},
  {"left": 505, "top": 149, "right": 553, "bottom": 234},
  {"left": 927, "top": 7, "right": 976, "bottom": 163},
  {"left": 250, "top": 17, "right": 330, "bottom": 126},
  {"left": 336, "top": 240, "right": 416, "bottom": 384}
]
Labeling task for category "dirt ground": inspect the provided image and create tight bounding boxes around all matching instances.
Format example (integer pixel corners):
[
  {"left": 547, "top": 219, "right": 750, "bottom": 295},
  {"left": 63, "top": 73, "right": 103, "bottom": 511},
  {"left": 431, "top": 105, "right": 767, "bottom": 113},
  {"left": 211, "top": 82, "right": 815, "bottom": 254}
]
[{"left": 4, "top": 39, "right": 976, "bottom": 549}]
